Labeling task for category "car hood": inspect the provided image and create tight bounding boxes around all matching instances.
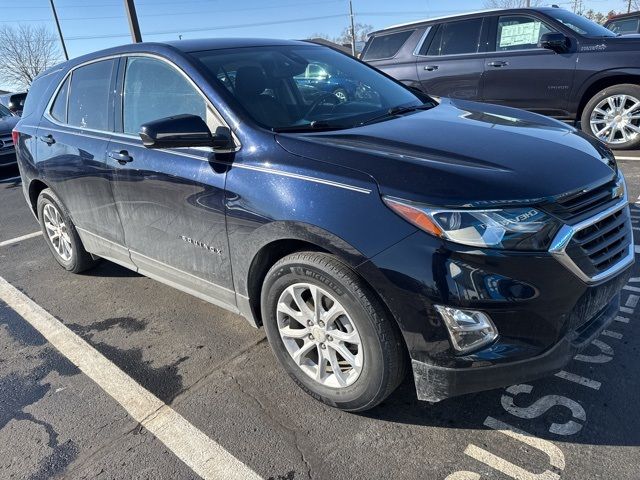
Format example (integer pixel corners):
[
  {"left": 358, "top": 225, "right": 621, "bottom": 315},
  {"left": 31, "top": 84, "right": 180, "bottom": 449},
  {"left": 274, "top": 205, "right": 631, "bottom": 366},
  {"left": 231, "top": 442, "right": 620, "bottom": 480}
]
[
  {"left": 276, "top": 98, "right": 617, "bottom": 207},
  {"left": 0, "top": 114, "right": 19, "bottom": 134}
]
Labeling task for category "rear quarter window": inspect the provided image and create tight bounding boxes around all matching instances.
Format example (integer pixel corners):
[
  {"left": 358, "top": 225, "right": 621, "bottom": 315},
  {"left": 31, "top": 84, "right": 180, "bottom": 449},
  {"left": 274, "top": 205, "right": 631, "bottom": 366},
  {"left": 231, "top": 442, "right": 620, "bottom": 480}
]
[
  {"left": 362, "top": 29, "right": 415, "bottom": 60},
  {"left": 21, "top": 71, "right": 61, "bottom": 120}
]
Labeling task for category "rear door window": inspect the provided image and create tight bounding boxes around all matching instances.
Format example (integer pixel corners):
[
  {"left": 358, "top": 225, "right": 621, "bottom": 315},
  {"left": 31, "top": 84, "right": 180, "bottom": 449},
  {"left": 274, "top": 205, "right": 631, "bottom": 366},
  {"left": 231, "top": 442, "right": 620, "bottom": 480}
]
[
  {"left": 363, "top": 30, "right": 415, "bottom": 60},
  {"left": 427, "top": 18, "right": 483, "bottom": 56},
  {"left": 50, "top": 76, "right": 70, "bottom": 123},
  {"left": 495, "top": 15, "right": 555, "bottom": 51},
  {"left": 67, "top": 59, "right": 115, "bottom": 131}
]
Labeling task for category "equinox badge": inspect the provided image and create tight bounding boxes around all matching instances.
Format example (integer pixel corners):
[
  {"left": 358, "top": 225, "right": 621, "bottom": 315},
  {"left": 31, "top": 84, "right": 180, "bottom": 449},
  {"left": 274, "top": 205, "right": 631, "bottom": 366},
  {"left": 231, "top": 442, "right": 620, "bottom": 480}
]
[{"left": 179, "top": 235, "right": 222, "bottom": 255}]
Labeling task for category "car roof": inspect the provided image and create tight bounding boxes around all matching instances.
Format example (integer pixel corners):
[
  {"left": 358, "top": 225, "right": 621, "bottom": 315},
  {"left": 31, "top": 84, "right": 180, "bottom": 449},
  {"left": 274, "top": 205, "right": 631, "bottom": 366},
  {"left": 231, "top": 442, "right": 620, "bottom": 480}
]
[
  {"left": 372, "top": 7, "right": 561, "bottom": 33},
  {"left": 41, "top": 38, "right": 319, "bottom": 77},
  {"left": 604, "top": 11, "right": 640, "bottom": 22}
]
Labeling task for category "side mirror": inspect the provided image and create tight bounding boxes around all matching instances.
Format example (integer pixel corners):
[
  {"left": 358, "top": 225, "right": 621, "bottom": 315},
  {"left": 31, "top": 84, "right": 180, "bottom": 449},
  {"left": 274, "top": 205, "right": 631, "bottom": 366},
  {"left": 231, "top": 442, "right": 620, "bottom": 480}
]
[
  {"left": 139, "top": 114, "right": 233, "bottom": 150},
  {"left": 539, "top": 32, "right": 570, "bottom": 53}
]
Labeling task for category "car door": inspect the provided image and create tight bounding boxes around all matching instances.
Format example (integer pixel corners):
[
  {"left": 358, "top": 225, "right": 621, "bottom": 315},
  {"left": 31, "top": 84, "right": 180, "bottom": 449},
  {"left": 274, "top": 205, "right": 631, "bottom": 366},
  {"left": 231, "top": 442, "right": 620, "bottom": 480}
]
[
  {"left": 481, "top": 14, "right": 578, "bottom": 118},
  {"left": 415, "top": 18, "right": 487, "bottom": 100},
  {"left": 37, "top": 58, "right": 130, "bottom": 266},
  {"left": 107, "top": 55, "right": 235, "bottom": 308}
]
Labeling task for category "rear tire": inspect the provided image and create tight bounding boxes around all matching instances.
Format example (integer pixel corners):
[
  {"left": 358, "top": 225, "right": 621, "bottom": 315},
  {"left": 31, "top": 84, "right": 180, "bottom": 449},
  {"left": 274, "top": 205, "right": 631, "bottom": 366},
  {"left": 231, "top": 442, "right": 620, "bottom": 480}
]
[
  {"left": 581, "top": 84, "right": 640, "bottom": 150},
  {"left": 37, "top": 188, "right": 98, "bottom": 273},
  {"left": 261, "top": 251, "right": 406, "bottom": 411}
]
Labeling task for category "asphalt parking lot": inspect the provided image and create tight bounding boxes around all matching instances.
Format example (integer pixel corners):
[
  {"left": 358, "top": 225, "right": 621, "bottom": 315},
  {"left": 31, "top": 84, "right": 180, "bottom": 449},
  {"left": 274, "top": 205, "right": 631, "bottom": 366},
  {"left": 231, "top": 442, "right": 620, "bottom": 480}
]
[{"left": 1, "top": 155, "right": 639, "bottom": 480}]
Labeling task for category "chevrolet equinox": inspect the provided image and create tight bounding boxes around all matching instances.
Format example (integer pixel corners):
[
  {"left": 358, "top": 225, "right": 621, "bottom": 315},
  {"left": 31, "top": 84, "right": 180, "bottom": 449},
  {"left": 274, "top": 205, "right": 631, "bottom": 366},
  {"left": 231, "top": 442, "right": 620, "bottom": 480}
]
[{"left": 13, "top": 39, "right": 634, "bottom": 411}]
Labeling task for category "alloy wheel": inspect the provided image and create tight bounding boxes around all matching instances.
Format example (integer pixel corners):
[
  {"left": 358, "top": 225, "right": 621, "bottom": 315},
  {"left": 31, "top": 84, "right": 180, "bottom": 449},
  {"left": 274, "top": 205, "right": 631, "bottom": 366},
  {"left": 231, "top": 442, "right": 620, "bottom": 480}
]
[
  {"left": 276, "top": 283, "right": 363, "bottom": 388},
  {"left": 43, "top": 203, "right": 73, "bottom": 261},
  {"left": 589, "top": 94, "right": 640, "bottom": 145}
]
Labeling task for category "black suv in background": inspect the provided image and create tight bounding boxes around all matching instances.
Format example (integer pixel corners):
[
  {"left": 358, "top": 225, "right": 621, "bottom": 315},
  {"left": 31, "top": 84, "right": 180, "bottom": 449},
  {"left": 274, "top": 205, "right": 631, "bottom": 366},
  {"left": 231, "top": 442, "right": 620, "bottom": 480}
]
[
  {"left": 0, "top": 92, "right": 28, "bottom": 116},
  {"left": 363, "top": 7, "right": 640, "bottom": 150},
  {"left": 604, "top": 12, "right": 640, "bottom": 35}
]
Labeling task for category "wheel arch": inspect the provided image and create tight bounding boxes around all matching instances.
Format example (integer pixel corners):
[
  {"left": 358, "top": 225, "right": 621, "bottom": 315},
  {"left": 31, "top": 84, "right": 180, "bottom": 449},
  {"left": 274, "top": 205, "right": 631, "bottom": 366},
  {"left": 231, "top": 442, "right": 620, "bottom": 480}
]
[
  {"left": 576, "top": 71, "right": 640, "bottom": 119},
  {"left": 27, "top": 178, "right": 50, "bottom": 216}
]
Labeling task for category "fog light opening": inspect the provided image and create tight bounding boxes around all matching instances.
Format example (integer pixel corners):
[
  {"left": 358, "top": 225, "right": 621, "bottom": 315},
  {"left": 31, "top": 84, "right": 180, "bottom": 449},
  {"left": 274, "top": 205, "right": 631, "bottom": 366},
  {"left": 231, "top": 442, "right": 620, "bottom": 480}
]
[{"left": 434, "top": 305, "right": 498, "bottom": 354}]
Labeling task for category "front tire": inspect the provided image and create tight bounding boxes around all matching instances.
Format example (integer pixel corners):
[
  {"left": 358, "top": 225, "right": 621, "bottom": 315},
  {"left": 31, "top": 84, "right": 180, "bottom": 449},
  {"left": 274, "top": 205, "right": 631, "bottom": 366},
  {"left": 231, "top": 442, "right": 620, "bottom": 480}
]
[
  {"left": 261, "top": 252, "right": 406, "bottom": 411},
  {"left": 581, "top": 84, "right": 640, "bottom": 150},
  {"left": 37, "top": 188, "right": 97, "bottom": 273}
]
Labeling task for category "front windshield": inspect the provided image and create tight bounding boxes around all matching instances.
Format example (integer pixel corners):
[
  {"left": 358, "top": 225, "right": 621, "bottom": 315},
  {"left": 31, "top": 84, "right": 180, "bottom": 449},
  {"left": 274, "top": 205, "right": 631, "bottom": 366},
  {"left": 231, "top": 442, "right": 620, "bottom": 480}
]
[
  {"left": 545, "top": 9, "right": 617, "bottom": 37},
  {"left": 0, "top": 103, "right": 12, "bottom": 117},
  {"left": 192, "top": 45, "right": 430, "bottom": 131}
]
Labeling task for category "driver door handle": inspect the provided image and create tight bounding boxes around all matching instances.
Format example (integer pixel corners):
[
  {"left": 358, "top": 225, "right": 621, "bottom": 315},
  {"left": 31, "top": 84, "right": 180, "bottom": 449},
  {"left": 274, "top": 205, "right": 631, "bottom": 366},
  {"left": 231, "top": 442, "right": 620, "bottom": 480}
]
[
  {"left": 423, "top": 65, "right": 439, "bottom": 71},
  {"left": 109, "top": 150, "right": 133, "bottom": 164},
  {"left": 487, "top": 61, "right": 509, "bottom": 67}
]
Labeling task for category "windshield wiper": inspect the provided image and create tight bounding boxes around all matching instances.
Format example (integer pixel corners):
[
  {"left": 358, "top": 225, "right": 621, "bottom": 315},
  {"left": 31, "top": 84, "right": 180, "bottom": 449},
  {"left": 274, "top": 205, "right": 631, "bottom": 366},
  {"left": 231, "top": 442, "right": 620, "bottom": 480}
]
[
  {"left": 272, "top": 121, "right": 347, "bottom": 133},
  {"left": 358, "top": 103, "right": 434, "bottom": 127}
]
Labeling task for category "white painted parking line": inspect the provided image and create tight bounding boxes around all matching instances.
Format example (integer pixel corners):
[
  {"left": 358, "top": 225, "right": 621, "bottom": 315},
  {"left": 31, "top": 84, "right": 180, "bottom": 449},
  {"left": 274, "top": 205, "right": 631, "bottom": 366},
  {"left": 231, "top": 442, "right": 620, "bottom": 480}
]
[
  {"left": 615, "top": 156, "right": 640, "bottom": 161},
  {"left": 623, "top": 285, "right": 640, "bottom": 294},
  {"left": 620, "top": 306, "right": 634, "bottom": 314},
  {"left": 0, "top": 231, "right": 42, "bottom": 247},
  {"left": 615, "top": 315, "right": 630, "bottom": 323},
  {"left": 554, "top": 370, "right": 601, "bottom": 390},
  {"left": 602, "top": 330, "right": 623, "bottom": 340},
  {"left": 0, "top": 276, "right": 261, "bottom": 480}
]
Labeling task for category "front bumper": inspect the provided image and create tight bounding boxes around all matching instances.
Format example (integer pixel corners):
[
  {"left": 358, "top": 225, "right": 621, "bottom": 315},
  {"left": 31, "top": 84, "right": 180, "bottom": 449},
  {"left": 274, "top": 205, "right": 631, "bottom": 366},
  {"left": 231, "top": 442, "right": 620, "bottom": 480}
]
[
  {"left": 0, "top": 150, "right": 17, "bottom": 167},
  {"left": 356, "top": 205, "right": 633, "bottom": 402},
  {"left": 412, "top": 293, "right": 619, "bottom": 401}
]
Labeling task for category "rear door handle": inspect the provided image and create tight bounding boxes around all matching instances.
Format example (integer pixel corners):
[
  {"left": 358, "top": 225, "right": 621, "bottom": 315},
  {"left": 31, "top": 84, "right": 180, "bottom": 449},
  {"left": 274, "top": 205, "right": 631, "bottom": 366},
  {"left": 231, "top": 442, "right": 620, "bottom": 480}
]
[
  {"left": 487, "top": 61, "right": 509, "bottom": 67},
  {"left": 109, "top": 150, "right": 133, "bottom": 164},
  {"left": 40, "top": 134, "right": 55, "bottom": 145},
  {"left": 423, "top": 65, "right": 439, "bottom": 71}
]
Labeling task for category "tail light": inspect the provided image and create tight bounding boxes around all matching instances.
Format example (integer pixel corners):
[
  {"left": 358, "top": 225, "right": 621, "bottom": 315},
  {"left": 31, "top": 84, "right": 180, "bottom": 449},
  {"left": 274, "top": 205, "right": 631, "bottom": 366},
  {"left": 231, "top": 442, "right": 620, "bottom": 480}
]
[{"left": 11, "top": 129, "right": 19, "bottom": 145}]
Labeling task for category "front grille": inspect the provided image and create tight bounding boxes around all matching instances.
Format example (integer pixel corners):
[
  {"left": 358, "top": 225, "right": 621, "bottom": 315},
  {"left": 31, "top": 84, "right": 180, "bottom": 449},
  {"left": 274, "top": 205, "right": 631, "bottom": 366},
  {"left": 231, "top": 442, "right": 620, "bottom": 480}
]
[
  {"left": 0, "top": 134, "right": 13, "bottom": 153},
  {"left": 565, "top": 207, "right": 632, "bottom": 278},
  {"left": 544, "top": 177, "right": 620, "bottom": 222}
]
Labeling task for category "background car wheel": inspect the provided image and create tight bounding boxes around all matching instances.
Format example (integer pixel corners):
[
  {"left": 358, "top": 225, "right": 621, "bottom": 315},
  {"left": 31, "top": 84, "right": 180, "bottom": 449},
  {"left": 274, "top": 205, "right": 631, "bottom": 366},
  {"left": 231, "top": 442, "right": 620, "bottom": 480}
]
[
  {"left": 261, "top": 251, "right": 406, "bottom": 411},
  {"left": 37, "top": 188, "right": 98, "bottom": 273},
  {"left": 581, "top": 84, "right": 640, "bottom": 150},
  {"left": 333, "top": 88, "right": 348, "bottom": 103}
]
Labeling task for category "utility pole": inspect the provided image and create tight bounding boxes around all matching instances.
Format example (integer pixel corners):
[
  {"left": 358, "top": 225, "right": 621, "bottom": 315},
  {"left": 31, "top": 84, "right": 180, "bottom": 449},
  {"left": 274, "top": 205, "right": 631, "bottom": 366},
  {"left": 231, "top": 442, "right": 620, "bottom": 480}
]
[
  {"left": 629, "top": 0, "right": 633, "bottom": 13},
  {"left": 525, "top": 0, "right": 530, "bottom": 7},
  {"left": 123, "top": 0, "right": 142, "bottom": 43},
  {"left": 349, "top": 0, "right": 356, "bottom": 57},
  {"left": 49, "top": 0, "right": 68, "bottom": 61}
]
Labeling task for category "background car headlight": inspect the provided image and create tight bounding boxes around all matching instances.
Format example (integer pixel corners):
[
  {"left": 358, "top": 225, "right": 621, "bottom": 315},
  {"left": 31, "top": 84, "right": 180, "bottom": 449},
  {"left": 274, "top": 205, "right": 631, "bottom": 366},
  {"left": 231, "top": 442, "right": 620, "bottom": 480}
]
[{"left": 384, "top": 197, "right": 560, "bottom": 250}]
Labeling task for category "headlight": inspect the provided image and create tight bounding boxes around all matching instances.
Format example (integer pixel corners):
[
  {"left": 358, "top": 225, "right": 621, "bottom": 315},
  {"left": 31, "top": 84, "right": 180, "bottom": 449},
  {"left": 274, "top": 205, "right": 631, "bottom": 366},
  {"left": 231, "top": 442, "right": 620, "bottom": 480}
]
[{"left": 384, "top": 197, "right": 560, "bottom": 250}]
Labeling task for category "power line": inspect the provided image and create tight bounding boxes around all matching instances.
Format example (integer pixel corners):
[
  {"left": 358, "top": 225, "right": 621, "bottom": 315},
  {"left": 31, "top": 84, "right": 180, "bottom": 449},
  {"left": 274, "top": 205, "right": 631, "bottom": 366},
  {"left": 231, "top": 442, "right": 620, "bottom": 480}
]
[{"left": 65, "top": 13, "right": 348, "bottom": 41}]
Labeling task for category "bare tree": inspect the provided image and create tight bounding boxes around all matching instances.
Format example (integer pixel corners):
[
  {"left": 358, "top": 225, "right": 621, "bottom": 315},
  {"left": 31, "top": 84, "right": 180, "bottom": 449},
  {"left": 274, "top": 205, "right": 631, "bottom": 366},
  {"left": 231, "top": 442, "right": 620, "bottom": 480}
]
[
  {"left": 484, "top": 0, "right": 542, "bottom": 7},
  {"left": 335, "top": 23, "right": 374, "bottom": 44},
  {"left": 0, "top": 25, "right": 62, "bottom": 90}
]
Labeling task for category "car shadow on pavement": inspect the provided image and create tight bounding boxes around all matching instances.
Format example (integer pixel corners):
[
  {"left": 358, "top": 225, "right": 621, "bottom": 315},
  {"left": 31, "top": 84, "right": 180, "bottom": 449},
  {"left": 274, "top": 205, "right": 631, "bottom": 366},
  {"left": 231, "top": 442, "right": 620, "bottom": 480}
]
[
  {"left": 362, "top": 371, "right": 640, "bottom": 447},
  {"left": 79, "top": 261, "right": 142, "bottom": 279}
]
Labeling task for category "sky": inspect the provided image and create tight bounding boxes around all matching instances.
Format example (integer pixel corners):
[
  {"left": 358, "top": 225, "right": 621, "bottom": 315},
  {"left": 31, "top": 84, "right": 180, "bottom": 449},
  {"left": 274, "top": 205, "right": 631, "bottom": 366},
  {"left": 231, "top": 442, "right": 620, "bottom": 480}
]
[{"left": 0, "top": 0, "right": 627, "bottom": 90}]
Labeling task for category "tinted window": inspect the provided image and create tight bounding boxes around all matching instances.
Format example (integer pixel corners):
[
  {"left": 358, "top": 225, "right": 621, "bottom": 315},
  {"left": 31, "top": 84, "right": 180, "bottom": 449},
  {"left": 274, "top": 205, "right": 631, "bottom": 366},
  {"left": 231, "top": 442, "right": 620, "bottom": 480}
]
[
  {"left": 123, "top": 56, "right": 207, "bottom": 135},
  {"left": 68, "top": 59, "right": 115, "bottom": 130},
  {"left": 193, "top": 45, "right": 429, "bottom": 130},
  {"left": 427, "top": 19, "right": 483, "bottom": 56},
  {"left": 607, "top": 18, "right": 639, "bottom": 35},
  {"left": 50, "top": 76, "right": 70, "bottom": 123},
  {"left": 545, "top": 9, "right": 616, "bottom": 37},
  {"left": 496, "top": 16, "right": 554, "bottom": 51},
  {"left": 363, "top": 30, "right": 414, "bottom": 60}
]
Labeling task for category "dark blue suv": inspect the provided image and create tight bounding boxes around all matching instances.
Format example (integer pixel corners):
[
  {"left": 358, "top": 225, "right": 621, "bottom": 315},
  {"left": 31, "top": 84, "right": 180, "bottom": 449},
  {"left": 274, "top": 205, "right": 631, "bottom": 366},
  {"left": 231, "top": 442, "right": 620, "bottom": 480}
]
[{"left": 13, "top": 39, "right": 634, "bottom": 411}]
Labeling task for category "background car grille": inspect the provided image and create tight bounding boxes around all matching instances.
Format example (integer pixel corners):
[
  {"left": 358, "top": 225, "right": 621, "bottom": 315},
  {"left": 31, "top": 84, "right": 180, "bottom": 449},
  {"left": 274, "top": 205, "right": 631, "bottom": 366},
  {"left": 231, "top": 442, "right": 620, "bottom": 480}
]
[
  {"left": 564, "top": 207, "right": 632, "bottom": 278},
  {"left": 543, "top": 177, "right": 619, "bottom": 222},
  {"left": 0, "top": 134, "right": 14, "bottom": 153}
]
